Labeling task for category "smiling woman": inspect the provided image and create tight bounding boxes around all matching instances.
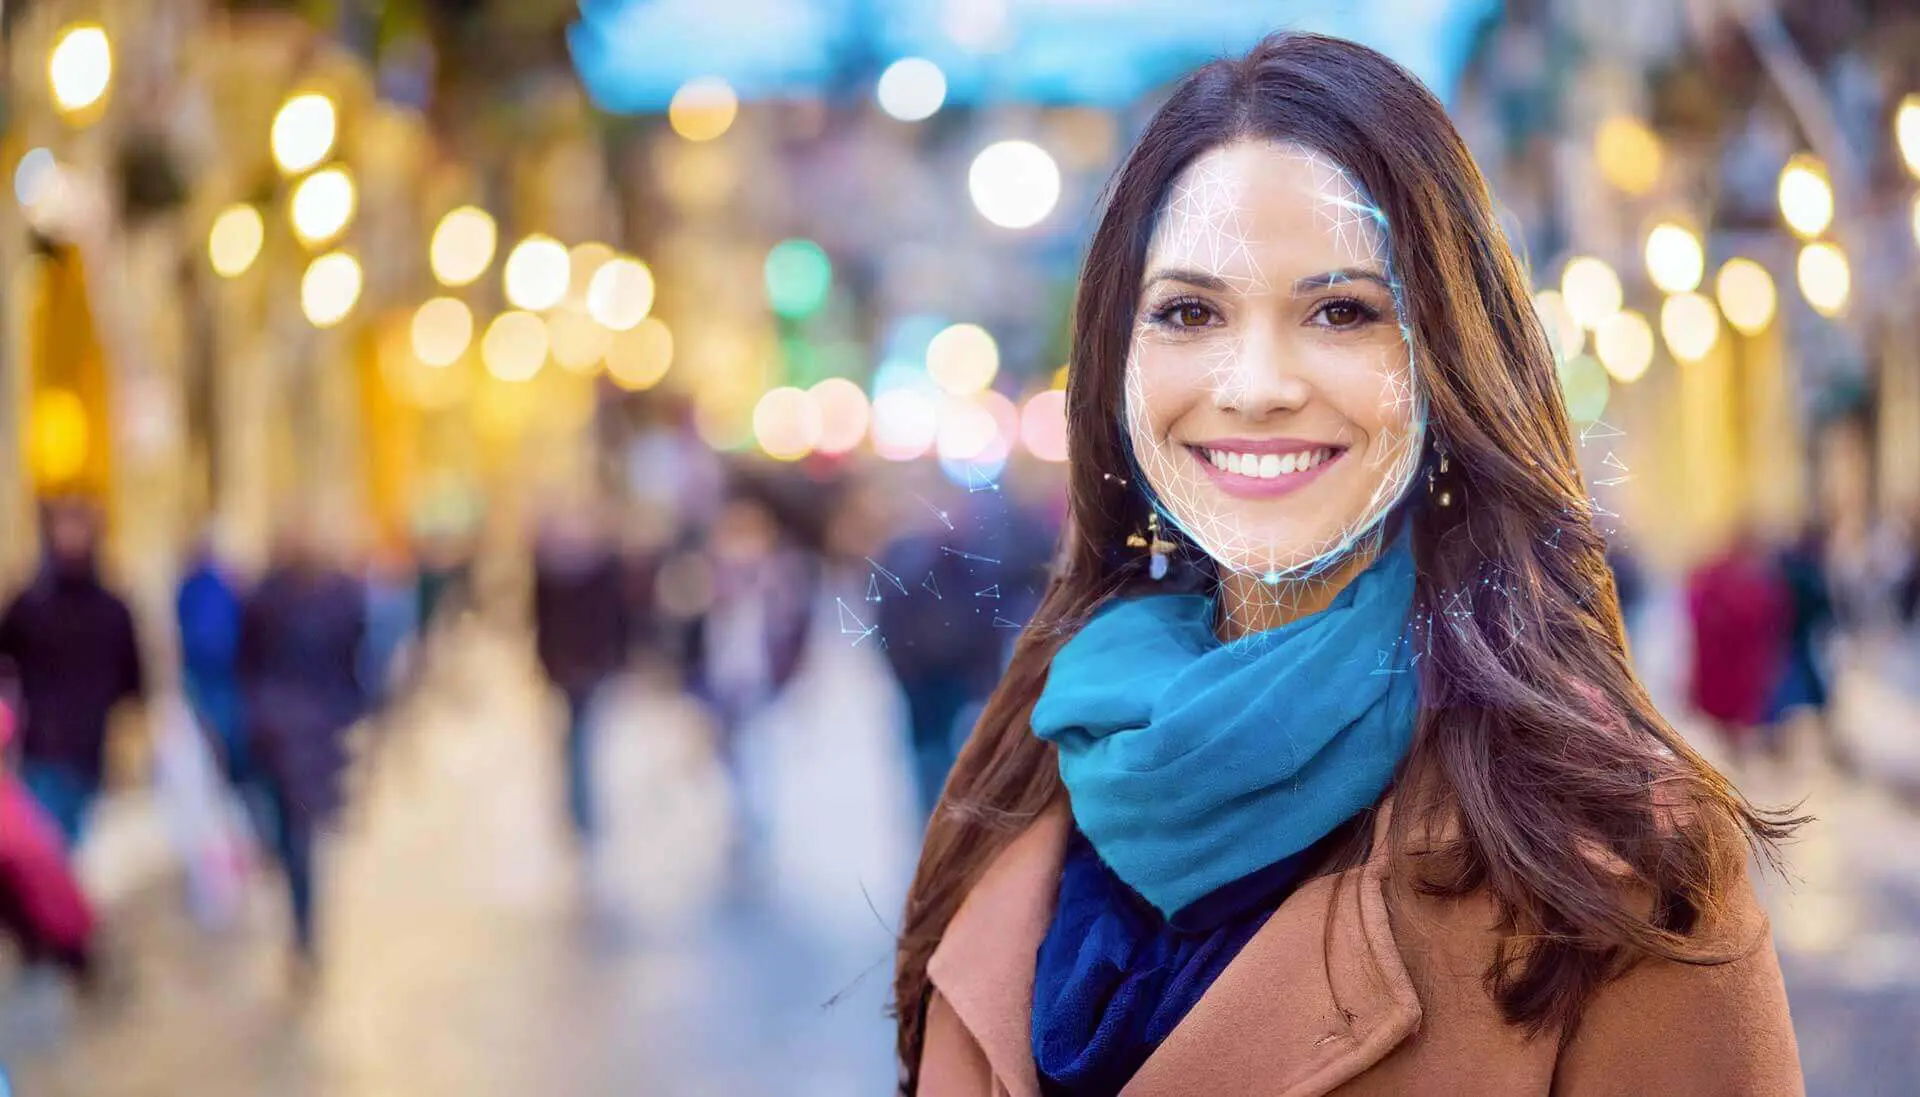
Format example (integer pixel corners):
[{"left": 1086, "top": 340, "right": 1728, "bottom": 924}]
[{"left": 894, "top": 31, "right": 1804, "bottom": 1097}]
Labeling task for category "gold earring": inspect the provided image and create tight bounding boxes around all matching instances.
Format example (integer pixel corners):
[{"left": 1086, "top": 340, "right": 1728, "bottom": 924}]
[{"left": 1127, "top": 511, "right": 1176, "bottom": 579}]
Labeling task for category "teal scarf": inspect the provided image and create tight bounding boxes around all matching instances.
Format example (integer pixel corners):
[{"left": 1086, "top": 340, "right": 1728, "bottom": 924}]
[{"left": 1032, "top": 526, "right": 1420, "bottom": 918}]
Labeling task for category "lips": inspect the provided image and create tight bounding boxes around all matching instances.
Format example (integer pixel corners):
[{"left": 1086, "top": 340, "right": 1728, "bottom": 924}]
[{"left": 1184, "top": 440, "right": 1346, "bottom": 499}]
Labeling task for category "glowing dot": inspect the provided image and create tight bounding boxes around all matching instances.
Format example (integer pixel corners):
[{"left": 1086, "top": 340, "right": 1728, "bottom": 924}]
[
  {"left": 208, "top": 204, "right": 264, "bottom": 278},
  {"left": 503, "top": 234, "right": 570, "bottom": 312},
  {"left": 1594, "top": 309, "right": 1653, "bottom": 383},
  {"left": 877, "top": 58, "right": 947, "bottom": 121},
  {"left": 1778, "top": 155, "right": 1833, "bottom": 240},
  {"left": 872, "top": 388, "right": 940, "bottom": 460},
  {"left": 1560, "top": 256, "right": 1622, "bottom": 331},
  {"left": 587, "top": 257, "right": 655, "bottom": 331},
  {"left": 431, "top": 206, "right": 497, "bottom": 288},
  {"left": 1714, "top": 258, "right": 1776, "bottom": 336},
  {"left": 926, "top": 323, "right": 999, "bottom": 395},
  {"left": 606, "top": 317, "right": 673, "bottom": 391},
  {"left": 411, "top": 297, "right": 473, "bottom": 367},
  {"left": 482, "top": 310, "right": 549, "bottom": 381},
  {"left": 753, "top": 387, "right": 823, "bottom": 461},
  {"left": 969, "top": 140, "right": 1061, "bottom": 230},
  {"left": 300, "top": 252, "right": 362, "bottom": 328},
  {"left": 548, "top": 307, "right": 611, "bottom": 373},
  {"left": 669, "top": 77, "right": 738, "bottom": 142},
  {"left": 1796, "top": 242, "right": 1850, "bottom": 317},
  {"left": 289, "top": 166, "right": 357, "bottom": 247},
  {"left": 49, "top": 25, "right": 112, "bottom": 115},
  {"left": 1021, "top": 389, "right": 1069, "bottom": 462},
  {"left": 764, "top": 239, "right": 832, "bottom": 320},
  {"left": 271, "top": 93, "right": 337, "bottom": 175},
  {"left": 1660, "top": 292, "right": 1720, "bottom": 364},
  {"left": 1643, "top": 222, "right": 1704, "bottom": 294},
  {"left": 810, "top": 378, "right": 871, "bottom": 455}
]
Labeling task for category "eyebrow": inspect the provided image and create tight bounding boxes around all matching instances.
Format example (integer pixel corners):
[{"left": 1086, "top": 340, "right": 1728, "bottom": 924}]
[{"left": 1139, "top": 266, "right": 1394, "bottom": 296}]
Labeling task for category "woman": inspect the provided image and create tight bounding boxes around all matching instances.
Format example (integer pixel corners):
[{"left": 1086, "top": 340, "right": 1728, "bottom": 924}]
[{"left": 894, "top": 34, "right": 1803, "bottom": 1097}]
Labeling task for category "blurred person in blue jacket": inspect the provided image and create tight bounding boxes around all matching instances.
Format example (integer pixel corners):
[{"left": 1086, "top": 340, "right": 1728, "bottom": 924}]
[{"left": 177, "top": 532, "right": 248, "bottom": 789}]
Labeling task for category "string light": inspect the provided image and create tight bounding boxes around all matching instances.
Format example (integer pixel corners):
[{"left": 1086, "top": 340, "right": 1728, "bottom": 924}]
[{"left": 272, "top": 93, "right": 338, "bottom": 175}]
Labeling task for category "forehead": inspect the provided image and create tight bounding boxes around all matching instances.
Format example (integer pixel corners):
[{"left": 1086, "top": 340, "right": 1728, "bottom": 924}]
[{"left": 1146, "top": 140, "right": 1388, "bottom": 281}]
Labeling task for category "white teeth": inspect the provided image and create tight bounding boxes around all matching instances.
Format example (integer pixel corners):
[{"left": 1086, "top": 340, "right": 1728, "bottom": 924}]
[{"left": 1202, "top": 446, "right": 1337, "bottom": 479}]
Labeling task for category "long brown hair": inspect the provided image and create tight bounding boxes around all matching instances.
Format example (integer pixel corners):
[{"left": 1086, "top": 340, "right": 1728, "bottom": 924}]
[{"left": 893, "top": 32, "right": 1797, "bottom": 1091}]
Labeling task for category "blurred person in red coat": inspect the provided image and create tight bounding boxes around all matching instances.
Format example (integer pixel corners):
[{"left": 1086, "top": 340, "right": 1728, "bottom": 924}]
[{"left": 1686, "top": 521, "right": 1791, "bottom": 760}]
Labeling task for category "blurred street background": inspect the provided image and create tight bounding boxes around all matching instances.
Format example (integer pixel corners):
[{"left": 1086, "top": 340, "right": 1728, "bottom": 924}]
[{"left": 0, "top": 1, "right": 1918, "bottom": 1094}]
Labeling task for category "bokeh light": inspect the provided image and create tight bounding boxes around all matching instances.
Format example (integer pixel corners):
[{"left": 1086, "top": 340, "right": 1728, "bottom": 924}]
[
  {"left": 300, "top": 252, "right": 363, "bottom": 328},
  {"left": 669, "top": 77, "right": 739, "bottom": 142},
  {"left": 431, "top": 206, "right": 497, "bottom": 288},
  {"left": 753, "top": 387, "right": 824, "bottom": 461},
  {"left": 877, "top": 58, "right": 947, "bottom": 121},
  {"left": 1532, "top": 289, "right": 1583, "bottom": 360},
  {"left": 271, "top": 93, "right": 338, "bottom": 175},
  {"left": 15, "top": 148, "right": 57, "bottom": 208},
  {"left": 289, "top": 166, "right": 357, "bottom": 247},
  {"left": 1644, "top": 222, "right": 1704, "bottom": 294},
  {"left": 1899, "top": 95, "right": 1920, "bottom": 180},
  {"left": 926, "top": 322, "right": 999, "bottom": 394},
  {"left": 568, "top": 242, "right": 615, "bottom": 305},
  {"left": 28, "top": 389, "right": 89, "bottom": 485},
  {"left": 871, "top": 388, "right": 940, "bottom": 460},
  {"left": 548, "top": 307, "right": 612, "bottom": 373},
  {"left": 482, "top": 310, "right": 549, "bottom": 382},
  {"left": 810, "top": 378, "right": 871, "bottom": 455},
  {"left": 1021, "top": 389, "right": 1069, "bottom": 462},
  {"left": 208, "top": 204, "right": 264, "bottom": 278},
  {"left": 765, "top": 239, "right": 833, "bottom": 320},
  {"left": 1594, "top": 116, "right": 1661, "bottom": 196},
  {"left": 606, "top": 317, "right": 674, "bottom": 391},
  {"left": 969, "top": 140, "right": 1061, "bottom": 230},
  {"left": 1715, "top": 258, "right": 1777, "bottom": 336},
  {"left": 1560, "top": 257, "right": 1622, "bottom": 330},
  {"left": 587, "top": 257, "right": 655, "bottom": 331},
  {"left": 1778, "top": 155, "right": 1834, "bottom": 240},
  {"left": 1558, "top": 354, "right": 1611, "bottom": 423},
  {"left": 1593, "top": 309, "right": 1653, "bottom": 383},
  {"left": 1659, "top": 293, "right": 1720, "bottom": 364},
  {"left": 49, "top": 25, "right": 112, "bottom": 116},
  {"left": 1796, "top": 242, "right": 1850, "bottom": 317},
  {"left": 411, "top": 297, "right": 474, "bottom": 368},
  {"left": 503, "top": 234, "right": 570, "bottom": 312},
  {"left": 937, "top": 394, "right": 1000, "bottom": 462}
]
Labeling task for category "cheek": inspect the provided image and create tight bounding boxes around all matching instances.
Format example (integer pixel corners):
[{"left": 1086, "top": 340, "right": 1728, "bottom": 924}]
[
  {"left": 1327, "top": 345, "right": 1421, "bottom": 445},
  {"left": 1124, "top": 340, "right": 1198, "bottom": 440}
]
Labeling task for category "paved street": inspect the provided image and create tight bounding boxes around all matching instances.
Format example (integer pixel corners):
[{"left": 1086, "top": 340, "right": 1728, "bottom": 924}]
[{"left": 3, "top": 603, "right": 1919, "bottom": 1096}]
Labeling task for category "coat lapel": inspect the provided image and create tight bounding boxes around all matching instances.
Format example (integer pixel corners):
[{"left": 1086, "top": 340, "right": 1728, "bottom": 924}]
[{"left": 927, "top": 799, "right": 1423, "bottom": 1097}]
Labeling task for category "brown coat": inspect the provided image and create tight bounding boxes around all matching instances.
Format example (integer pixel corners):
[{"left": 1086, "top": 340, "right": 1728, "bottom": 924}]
[{"left": 920, "top": 798, "right": 1803, "bottom": 1097}]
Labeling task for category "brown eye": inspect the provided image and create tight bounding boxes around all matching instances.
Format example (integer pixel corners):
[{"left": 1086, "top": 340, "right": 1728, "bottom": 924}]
[
  {"left": 1322, "top": 302, "right": 1363, "bottom": 327},
  {"left": 1175, "top": 303, "right": 1212, "bottom": 328}
]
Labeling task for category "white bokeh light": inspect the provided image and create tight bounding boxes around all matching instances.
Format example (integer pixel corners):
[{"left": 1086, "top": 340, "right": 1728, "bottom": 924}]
[
  {"left": 877, "top": 58, "right": 947, "bottom": 122},
  {"left": 969, "top": 140, "right": 1062, "bottom": 230},
  {"left": 503, "top": 234, "right": 570, "bottom": 312}
]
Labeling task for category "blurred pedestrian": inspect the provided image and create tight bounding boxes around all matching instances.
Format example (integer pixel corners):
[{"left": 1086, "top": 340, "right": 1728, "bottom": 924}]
[
  {"left": 1766, "top": 522, "right": 1851, "bottom": 772},
  {"left": 237, "top": 528, "right": 369, "bottom": 971},
  {"left": 0, "top": 696, "right": 96, "bottom": 986},
  {"left": 532, "top": 509, "right": 631, "bottom": 847},
  {"left": 177, "top": 533, "right": 249, "bottom": 796},
  {"left": 0, "top": 499, "right": 146, "bottom": 847},
  {"left": 1685, "top": 522, "right": 1791, "bottom": 761}
]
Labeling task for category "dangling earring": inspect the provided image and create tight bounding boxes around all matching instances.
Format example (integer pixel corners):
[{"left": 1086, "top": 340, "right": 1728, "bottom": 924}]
[
  {"left": 1426, "top": 447, "right": 1455, "bottom": 508},
  {"left": 1126, "top": 510, "right": 1176, "bottom": 580}
]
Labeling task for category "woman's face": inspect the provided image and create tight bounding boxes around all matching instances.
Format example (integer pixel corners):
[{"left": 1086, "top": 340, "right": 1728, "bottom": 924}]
[{"left": 1124, "top": 139, "right": 1425, "bottom": 579}]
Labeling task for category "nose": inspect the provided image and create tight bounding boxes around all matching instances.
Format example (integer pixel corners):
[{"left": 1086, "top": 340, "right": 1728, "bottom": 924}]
[{"left": 1210, "top": 330, "right": 1311, "bottom": 418}]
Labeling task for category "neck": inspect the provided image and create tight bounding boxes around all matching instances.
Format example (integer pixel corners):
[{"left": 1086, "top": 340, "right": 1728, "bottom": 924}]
[{"left": 1214, "top": 536, "right": 1382, "bottom": 641}]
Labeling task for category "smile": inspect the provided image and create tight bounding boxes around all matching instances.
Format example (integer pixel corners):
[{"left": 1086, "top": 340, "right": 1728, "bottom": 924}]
[{"left": 1185, "top": 441, "right": 1346, "bottom": 499}]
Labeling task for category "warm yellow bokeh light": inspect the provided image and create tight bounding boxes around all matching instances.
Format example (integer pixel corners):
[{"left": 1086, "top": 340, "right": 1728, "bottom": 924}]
[
  {"left": 411, "top": 297, "right": 474, "bottom": 368},
  {"left": 606, "top": 317, "right": 674, "bottom": 391},
  {"left": 568, "top": 242, "right": 615, "bottom": 305},
  {"left": 1896, "top": 95, "right": 1920, "bottom": 180},
  {"left": 1594, "top": 309, "right": 1653, "bottom": 383},
  {"left": 503, "top": 234, "right": 570, "bottom": 312},
  {"left": 1533, "top": 289, "right": 1583, "bottom": 359},
  {"left": 1796, "top": 242, "right": 1850, "bottom": 317},
  {"left": 289, "top": 166, "right": 357, "bottom": 247},
  {"left": 28, "top": 388, "right": 89, "bottom": 485},
  {"left": 670, "top": 77, "right": 739, "bottom": 142},
  {"left": 430, "top": 206, "right": 497, "bottom": 287},
  {"left": 753, "top": 387, "right": 824, "bottom": 461},
  {"left": 1644, "top": 222, "right": 1704, "bottom": 294},
  {"left": 586, "top": 257, "right": 656, "bottom": 331},
  {"left": 1778, "top": 155, "right": 1834, "bottom": 240},
  {"left": 481, "top": 310, "right": 549, "bottom": 382},
  {"left": 1715, "top": 259, "right": 1776, "bottom": 336},
  {"left": 926, "top": 322, "right": 999, "bottom": 394},
  {"left": 1660, "top": 293, "right": 1720, "bottom": 364},
  {"left": 1560, "top": 257, "right": 1623, "bottom": 331},
  {"left": 49, "top": 25, "right": 112, "bottom": 115},
  {"left": 548, "top": 308, "right": 612, "bottom": 373},
  {"left": 1594, "top": 116, "right": 1662, "bottom": 196},
  {"left": 272, "top": 93, "right": 338, "bottom": 175},
  {"left": 809, "top": 378, "right": 871, "bottom": 455},
  {"left": 300, "top": 251, "right": 363, "bottom": 328},
  {"left": 208, "top": 204, "right": 264, "bottom": 278}
]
